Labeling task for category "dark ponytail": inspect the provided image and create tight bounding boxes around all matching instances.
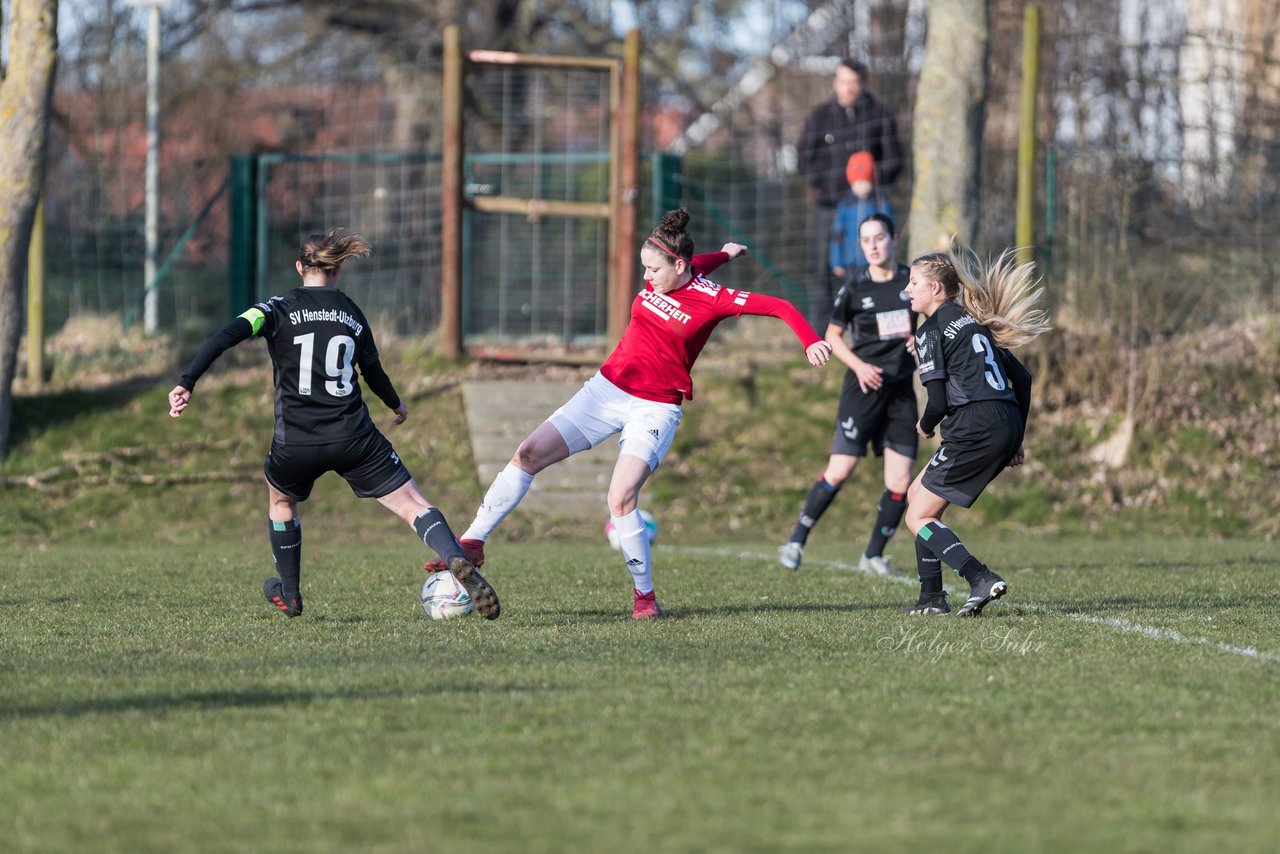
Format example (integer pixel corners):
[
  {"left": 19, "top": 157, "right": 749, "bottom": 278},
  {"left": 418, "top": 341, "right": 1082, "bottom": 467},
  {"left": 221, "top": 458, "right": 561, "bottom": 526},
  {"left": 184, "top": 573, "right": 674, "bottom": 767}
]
[{"left": 646, "top": 208, "right": 694, "bottom": 262}]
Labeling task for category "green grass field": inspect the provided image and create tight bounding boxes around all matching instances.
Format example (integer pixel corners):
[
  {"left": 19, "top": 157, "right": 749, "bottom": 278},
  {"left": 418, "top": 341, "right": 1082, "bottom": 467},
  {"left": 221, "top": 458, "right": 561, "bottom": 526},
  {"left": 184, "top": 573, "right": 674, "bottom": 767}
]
[
  {"left": 3, "top": 535, "right": 1276, "bottom": 853},
  {"left": 3, "top": 328, "right": 1276, "bottom": 851}
]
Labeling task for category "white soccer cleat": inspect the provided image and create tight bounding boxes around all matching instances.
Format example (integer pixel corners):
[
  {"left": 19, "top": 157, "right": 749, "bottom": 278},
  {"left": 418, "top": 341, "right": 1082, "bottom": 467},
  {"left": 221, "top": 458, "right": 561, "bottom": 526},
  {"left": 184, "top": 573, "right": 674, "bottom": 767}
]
[
  {"left": 777, "top": 541, "right": 804, "bottom": 571},
  {"left": 858, "top": 553, "right": 893, "bottom": 576}
]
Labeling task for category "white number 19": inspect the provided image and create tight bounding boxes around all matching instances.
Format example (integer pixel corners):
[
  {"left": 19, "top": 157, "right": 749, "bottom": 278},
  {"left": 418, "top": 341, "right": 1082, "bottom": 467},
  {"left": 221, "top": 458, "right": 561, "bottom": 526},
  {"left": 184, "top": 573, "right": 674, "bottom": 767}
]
[{"left": 293, "top": 333, "right": 356, "bottom": 397}]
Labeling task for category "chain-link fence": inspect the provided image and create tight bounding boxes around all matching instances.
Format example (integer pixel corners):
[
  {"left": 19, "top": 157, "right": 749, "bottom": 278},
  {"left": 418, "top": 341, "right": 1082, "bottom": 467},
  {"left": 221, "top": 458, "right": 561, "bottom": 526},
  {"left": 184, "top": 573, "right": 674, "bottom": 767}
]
[{"left": 39, "top": 1, "right": 1280, "bottom": 349}]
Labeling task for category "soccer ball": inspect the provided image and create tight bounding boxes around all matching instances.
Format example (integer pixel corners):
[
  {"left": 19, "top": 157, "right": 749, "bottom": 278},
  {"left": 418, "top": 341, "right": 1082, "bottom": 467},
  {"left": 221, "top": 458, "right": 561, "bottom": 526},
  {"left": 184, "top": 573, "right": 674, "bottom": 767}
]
[
  {"left": 604, "top": 509, "right": 659, "bottom": 550},
  {"left": 420, "top": 570, "right": 474, "bottom": 620}
]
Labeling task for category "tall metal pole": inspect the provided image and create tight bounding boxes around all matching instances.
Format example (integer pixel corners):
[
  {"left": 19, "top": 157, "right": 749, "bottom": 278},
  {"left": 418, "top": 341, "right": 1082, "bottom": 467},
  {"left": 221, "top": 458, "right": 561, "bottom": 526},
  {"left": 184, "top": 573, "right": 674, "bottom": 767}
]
[{"left": 127, "top": 0, "right": 170, "bottom": 333}]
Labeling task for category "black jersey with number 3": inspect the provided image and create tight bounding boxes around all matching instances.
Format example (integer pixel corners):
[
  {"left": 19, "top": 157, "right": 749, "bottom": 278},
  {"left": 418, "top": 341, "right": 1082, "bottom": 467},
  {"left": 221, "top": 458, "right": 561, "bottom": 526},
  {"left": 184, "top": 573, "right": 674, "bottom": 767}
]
[
  {"left": 828, "top": 264, "right": 916, "bottom": 381},
  {"left": 915, "top": 301, "right": 1018, "bottom": 410},
  {"left": 252, "top": 288, "right": 389, "bottom": 445}
]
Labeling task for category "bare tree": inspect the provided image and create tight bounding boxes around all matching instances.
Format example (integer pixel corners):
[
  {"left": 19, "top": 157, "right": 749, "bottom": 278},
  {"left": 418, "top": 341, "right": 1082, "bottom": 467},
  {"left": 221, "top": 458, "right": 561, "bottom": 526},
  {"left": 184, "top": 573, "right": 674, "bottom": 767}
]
[
  {"left": 907, "top": 0, "right": 988, "bottom": 261},
  {"left": 0, "top": 0, "right": 59, "bottom": 459}
]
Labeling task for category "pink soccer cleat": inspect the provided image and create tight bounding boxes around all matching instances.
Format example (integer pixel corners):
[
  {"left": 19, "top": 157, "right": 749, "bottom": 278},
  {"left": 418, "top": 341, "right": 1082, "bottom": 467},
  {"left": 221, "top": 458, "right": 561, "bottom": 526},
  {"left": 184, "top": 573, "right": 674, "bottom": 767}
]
[{"left": 631, "top": 589, "right": 663, "bottom": 620}]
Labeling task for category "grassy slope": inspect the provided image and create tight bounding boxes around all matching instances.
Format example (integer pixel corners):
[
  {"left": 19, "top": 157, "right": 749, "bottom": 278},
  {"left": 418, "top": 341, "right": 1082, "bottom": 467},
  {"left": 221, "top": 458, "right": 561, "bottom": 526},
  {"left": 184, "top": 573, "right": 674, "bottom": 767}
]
[{"left": 4, "top": 318, "right": 1277, "bottom": 546}]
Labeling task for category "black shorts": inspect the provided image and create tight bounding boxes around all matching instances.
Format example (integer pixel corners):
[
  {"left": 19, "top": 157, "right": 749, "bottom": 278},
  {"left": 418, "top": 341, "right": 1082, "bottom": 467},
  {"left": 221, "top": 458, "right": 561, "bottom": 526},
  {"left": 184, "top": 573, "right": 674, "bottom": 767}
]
[
  {"left": 920, "top": 400, "right": 1023, "bottom": 508},
  {"left": 264, "top": 429, "right": 413, "bottom": 502},
  {"left": 830, "top": 374, "right": 919, "bottom": 458}
]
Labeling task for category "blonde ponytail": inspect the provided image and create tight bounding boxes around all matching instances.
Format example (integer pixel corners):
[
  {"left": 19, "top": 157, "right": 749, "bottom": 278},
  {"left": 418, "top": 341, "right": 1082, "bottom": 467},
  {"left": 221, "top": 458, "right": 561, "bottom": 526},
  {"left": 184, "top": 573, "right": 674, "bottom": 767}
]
[
  {"left": 913, "top": 239, "right": 1052, "bottom": 349},
  {"left": 948, "top": 242, "right": 1051, "bottom": 349}
]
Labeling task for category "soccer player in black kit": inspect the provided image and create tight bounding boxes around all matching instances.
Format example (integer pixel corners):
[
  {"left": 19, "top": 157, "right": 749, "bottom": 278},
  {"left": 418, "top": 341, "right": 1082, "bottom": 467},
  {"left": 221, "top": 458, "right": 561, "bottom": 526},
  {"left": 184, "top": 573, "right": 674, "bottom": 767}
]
[
  {"left": 779, "top": 213, "right": 917, "bottom": 575},
  {"left": 901, "top": 244, "right": 1050, "bottom": 617},
  {"left": 167, "top": 230, "right": 499, "bottom": 620}
]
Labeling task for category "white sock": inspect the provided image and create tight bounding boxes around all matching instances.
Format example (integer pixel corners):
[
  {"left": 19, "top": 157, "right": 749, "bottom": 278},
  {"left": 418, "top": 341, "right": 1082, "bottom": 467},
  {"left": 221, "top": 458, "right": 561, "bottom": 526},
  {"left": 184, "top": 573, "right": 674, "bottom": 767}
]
[
  {"left": 613, "top": 509, "right": 653, "bottom": 594},
  {"left": 461, "top": 463, "right": 535, "bottom": 542}
]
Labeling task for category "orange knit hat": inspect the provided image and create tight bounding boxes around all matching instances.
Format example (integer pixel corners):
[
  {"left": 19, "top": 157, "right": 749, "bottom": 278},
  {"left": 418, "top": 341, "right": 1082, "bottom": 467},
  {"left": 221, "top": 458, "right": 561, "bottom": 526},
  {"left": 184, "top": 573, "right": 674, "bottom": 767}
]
[{"left": 846, "top": 151, "right": 875, "bottom": 186}]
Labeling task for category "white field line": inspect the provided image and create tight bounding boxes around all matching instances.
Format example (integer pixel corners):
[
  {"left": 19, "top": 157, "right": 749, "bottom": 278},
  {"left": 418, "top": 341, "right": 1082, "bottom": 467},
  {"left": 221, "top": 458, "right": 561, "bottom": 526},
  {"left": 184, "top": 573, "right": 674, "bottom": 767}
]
[{"left": 673, "top": 546, "right": 1280, "bottom": 665}]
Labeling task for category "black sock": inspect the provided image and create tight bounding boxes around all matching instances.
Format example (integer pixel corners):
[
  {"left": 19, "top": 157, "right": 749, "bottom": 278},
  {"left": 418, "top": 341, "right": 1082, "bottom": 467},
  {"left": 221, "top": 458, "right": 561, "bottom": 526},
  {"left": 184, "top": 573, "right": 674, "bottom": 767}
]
[
  {"left": 864, "top": 489, "right": 907, "bottom": 558},
  {"left": 955, "top": 556, "right": 986, "bottom": 583},
  {"left": 413, "top": 508, "right": 464, "bottom": 564},
  {"left": 916, "top": 536, "right": 943, "bottom": 597},
  {"left": 789, "top": 478, "right": 841, "bottom": 544},
  {"left": 917, "top": 522, "right": 985, "bottom": 581},
  {"left": 268, "top": 518, "right": 302, "bottom": 596}
]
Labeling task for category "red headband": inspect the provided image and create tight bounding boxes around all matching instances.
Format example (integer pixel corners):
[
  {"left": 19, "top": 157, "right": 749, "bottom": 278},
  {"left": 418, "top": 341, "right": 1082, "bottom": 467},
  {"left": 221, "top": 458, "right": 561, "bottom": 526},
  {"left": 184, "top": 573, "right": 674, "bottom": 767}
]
[{"left": 646, "top": 236, "right": 685, "bottom": 262}]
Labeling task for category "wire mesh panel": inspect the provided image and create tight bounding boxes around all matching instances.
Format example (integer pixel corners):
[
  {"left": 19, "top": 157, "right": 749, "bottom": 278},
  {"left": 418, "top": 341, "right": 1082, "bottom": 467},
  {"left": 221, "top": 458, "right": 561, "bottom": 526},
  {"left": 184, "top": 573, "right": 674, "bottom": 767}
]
[
  {"left": 41, "top": 0, "right": 1280, "bottom": 348},
  {"left": 461, "top": 62, "right": 616, "bottom": 343},
  {"left": 465, "top": 206, "right": 610, "bottom": 341},
  {"left": 255, "top": 154, "right": 445, "bottom": 335}
]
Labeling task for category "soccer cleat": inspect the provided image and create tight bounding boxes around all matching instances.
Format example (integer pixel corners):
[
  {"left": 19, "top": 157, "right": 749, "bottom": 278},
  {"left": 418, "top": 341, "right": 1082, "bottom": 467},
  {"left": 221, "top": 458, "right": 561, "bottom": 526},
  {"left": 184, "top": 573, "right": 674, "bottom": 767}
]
[
  {"left": 955, "top": 570, "right": 1008, "bottom": 618},
  {"left": 632, "top": 589, "right": 662, "bottom": 620},
  {"left": 423, "top": 538, "right": 485, "bottom": 574},
  {"left": 905, "top": 591, "right": 950, "bottom": 615},
  {"left": 858, "top": 553, "right": 894, "bottom": 576},
  {"left": 777, "top": 541, "right": 804, "bottom": 571},
  {"left": 448, "top": 556, "right": 500, "bottom": 620},
  {"left": 263, "top": 576, "right": 303, "bottom": 618}
]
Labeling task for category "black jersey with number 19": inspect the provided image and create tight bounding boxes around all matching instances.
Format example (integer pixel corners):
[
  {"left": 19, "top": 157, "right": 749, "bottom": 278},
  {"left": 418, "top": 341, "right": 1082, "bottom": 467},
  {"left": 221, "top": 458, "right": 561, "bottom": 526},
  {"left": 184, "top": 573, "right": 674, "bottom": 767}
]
[
  {"left": 250, "top": 288, "right": 394, "bottom": 445},
  {"left": 915, "top": 301, "right": 1018, "bottom": 410}
]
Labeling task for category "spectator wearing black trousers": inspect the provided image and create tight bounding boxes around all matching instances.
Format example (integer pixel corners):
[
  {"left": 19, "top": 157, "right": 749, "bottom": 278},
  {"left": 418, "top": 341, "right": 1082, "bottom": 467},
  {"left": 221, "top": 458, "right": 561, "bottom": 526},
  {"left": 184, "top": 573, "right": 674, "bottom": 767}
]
[{"left": 797, "top": 59, "right": 904, "bottom": 330}]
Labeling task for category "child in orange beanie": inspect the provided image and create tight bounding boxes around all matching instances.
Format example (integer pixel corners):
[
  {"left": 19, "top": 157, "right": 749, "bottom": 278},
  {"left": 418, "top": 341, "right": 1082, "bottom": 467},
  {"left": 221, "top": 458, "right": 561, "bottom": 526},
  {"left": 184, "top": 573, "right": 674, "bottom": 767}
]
[{"left": 829, "top": 151, "right": 895, "bottom": 278}]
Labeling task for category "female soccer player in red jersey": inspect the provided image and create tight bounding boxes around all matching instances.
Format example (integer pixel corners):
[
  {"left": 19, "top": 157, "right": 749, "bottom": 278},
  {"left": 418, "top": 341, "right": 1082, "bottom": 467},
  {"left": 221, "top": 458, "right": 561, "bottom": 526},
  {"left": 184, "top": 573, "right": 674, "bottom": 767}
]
[
  {"left": 168, "top": 230, "right": 500, "bottom": 620},
  {"left": 427, "top": 209, "right": 833, "bottom": 619},
  {"left": 901, "top": 243, "right": 1050, "bottom": 617}
]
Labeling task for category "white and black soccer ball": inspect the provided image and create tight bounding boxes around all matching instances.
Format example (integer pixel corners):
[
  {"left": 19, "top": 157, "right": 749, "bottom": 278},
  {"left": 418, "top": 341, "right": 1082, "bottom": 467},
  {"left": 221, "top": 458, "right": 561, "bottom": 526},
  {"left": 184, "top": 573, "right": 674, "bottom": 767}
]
[
  {"left": 421, "top": 570, "right": 474, "bottom": 620},
  {"left": 604, "top": 509, "right": 659, "bottom": 550}
]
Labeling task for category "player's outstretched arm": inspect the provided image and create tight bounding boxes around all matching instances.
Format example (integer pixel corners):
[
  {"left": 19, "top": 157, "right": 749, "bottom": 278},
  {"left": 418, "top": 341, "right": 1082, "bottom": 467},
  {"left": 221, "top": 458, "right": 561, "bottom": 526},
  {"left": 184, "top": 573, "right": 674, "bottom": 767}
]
[
  {"left": 691, "top": 244, "right": 748, "bottom": 278},
  {"left": 735, "top": 291, "right": 828, "bottom": 358},
  {"left": 170, "top": 315, "right": 257, "bottom": 418}
]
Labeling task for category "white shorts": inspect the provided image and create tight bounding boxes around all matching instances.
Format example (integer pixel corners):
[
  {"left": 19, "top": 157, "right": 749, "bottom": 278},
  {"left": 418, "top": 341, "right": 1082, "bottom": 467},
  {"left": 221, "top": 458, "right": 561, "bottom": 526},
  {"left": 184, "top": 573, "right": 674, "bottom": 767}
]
[{"left": 548, "top": 372, "right": 682, "bottom": 471}]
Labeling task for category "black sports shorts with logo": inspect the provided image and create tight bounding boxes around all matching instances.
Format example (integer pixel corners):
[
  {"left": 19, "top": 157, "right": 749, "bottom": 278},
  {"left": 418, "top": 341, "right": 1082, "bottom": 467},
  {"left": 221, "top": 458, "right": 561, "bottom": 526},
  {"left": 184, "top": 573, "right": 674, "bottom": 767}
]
[
  {"left": 831, "top": 375, "right": 919, "bottom": 458},
  {"left": 264, "top": 428, "right": 412, "bottom": 502},
  {"left": 921, "top": 400, "right": 1023, "bottom": 508}
]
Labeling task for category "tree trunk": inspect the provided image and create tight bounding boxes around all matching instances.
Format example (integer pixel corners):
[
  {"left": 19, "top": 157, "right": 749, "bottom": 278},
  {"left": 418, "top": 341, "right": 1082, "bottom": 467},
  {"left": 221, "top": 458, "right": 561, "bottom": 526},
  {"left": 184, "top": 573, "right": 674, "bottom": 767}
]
[
  {"left": 907, "top": 0, "right": 988, "bottom": 261},
  {"left": 0, "top": 0, "right": 58, "bottom": 459}
]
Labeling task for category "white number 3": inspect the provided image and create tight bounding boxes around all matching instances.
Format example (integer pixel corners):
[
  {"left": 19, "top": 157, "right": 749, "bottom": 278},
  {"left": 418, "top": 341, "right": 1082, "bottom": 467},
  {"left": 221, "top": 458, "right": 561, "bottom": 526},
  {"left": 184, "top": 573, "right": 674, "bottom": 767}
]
[{"left": 972, "top": 333, "right": 1007, "bottom": 391}]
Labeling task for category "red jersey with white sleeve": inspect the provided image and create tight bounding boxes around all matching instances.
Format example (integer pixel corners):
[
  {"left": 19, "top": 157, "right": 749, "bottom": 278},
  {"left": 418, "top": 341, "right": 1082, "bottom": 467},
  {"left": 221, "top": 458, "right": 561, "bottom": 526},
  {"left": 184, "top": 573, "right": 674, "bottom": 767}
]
[{"left": 600, "top": 253, "right": 822, "bottom": 404}]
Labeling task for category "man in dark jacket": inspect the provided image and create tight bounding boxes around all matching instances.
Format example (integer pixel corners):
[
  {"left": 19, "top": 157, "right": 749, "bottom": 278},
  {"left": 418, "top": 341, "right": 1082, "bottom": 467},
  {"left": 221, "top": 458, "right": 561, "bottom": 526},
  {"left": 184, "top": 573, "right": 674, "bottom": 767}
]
[{"left": 798, "top": 59, "right": 904, "bottom": 329}]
